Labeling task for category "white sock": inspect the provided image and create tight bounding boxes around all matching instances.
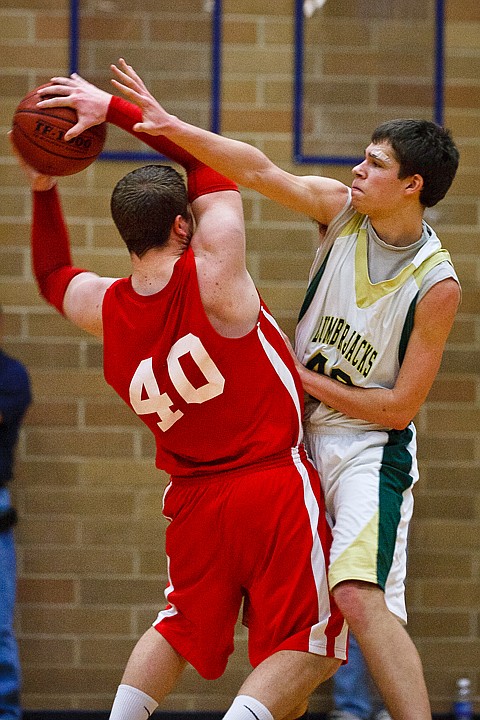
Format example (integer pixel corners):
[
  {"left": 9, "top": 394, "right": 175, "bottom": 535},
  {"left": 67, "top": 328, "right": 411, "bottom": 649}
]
[
  {"left": 222, "top": 695, "right": 274, "bottom": 720},
  {"left": 109, "top": 683, "right": 159, "bottom": 720}
]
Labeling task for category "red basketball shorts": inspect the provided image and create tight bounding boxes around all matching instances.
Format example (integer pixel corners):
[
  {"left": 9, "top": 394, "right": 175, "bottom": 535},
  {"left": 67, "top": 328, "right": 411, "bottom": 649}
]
[{"left": 153, "top": 445, "right": 348, "bottom": 679}]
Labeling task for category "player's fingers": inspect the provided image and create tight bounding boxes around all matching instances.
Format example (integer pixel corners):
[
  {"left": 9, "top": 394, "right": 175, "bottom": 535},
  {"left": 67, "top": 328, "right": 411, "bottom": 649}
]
[
  {"left": 132, "top": 122, "right": 153, "bottom": 134},
  {"left": 111, "top": 61, "right": 147, "bottom": 93},
  {"left": 46, "top": 76, "right": 76, "bottom": 87},
  {"left": 36, "top": 98, "right": 74, "bottom": 113},
  {"left": 63, "top": 123, "right": 88, "bottom": 141},
  {"left": 111, "top": 62, "right": 133, "bottom": 82},
  {"left": 131, "top": 122, "right": 161, "bottom": 137},
  {"left": 117, "top": 58, "right": 141, "bottom": 80},
  {"left": 110, "top": 65, "right": 139, "bottom": 91},
  {"left": 111, "top": 78, "right": 144, "bottom": 102},
  {"left": 37, "top": 86, "right": 74, "bottom": 102}
]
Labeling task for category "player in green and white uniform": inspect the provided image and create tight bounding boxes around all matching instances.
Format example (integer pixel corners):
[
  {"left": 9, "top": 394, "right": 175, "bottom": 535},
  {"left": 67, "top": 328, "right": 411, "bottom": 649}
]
[
  {"left": 51, "top": 69, "right": 460, "bottom": 720},
  {"left": 295, "top": 192, "right": 459, "bottom": 621}
]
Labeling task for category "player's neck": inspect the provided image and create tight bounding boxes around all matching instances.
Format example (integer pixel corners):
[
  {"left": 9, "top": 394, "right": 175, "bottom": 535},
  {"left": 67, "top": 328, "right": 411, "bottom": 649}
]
[
  {"left": 368, "top": 209, "right": 424, "bottom": 248},
  {"left": 130, "top": 247, "right": 183, "bottom": 296}
]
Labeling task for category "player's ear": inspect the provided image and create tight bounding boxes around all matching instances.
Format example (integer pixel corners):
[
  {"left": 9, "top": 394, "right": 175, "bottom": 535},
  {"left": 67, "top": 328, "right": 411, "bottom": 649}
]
[
  {"left": 405, "top": 173, "right": 423, "bottom": 196},
  {"left": 173, "top": 214, "right": 190, "bottom": 239}
]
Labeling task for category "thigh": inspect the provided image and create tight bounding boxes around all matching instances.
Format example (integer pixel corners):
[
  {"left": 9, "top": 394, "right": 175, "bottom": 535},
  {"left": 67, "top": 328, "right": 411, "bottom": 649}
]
[
  {"left": 307, "top": 427, "right": 418, "bottom": 623},
  {"left": 154, "top": 480, "right": 243, "bottom": 680},
  {"left": 241, "top": 450, "right": 347, "bottom": 666}
]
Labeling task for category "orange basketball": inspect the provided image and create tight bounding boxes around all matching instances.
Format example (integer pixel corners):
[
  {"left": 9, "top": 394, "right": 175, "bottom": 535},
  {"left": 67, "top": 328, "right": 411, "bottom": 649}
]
[{"left": 12, "top": 85, "right": 107, "bottom": 176}]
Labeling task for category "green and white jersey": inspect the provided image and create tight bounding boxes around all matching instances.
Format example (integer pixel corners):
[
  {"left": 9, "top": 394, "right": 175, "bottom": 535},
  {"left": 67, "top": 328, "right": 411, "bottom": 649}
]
[{"left": 295, "top": 192, "right": 459, "bottom": 433}]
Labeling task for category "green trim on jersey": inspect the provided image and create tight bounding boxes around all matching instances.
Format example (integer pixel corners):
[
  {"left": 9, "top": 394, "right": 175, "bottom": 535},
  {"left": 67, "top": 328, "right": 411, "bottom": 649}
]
[
  {"left": 298, "top": 249, "right": 332, "bottom": 321},
  {"left": 397, "top": 249, "right": 452, "bottom": 365},
  {"left": 299, "top": 212, "right": 365, "bottom": 322},
  {"left": 398, "top": 295, "right": 418, "bottom": 366},
  {"left": 377, "top": 427, "right": 414, "bottom": 589}
]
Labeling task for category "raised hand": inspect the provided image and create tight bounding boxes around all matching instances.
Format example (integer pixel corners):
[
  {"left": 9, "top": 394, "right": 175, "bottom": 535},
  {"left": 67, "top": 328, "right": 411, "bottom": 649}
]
[
  {"left": 36, "top": 74, "right": 111, "bottom": 141},
  {"left": 110, "top": 58, "right": 173, "bottom": 136}
]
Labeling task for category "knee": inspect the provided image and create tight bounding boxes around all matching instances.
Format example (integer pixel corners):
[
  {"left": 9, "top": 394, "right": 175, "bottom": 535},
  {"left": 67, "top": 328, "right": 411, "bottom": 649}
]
[{"left": 332, "top": 580, "right": 386, "bottom": 628}]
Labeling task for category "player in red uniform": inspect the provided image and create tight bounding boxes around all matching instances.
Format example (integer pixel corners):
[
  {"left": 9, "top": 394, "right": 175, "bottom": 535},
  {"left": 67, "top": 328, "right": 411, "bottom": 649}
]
[{"left": 12, "top": 70, "right": 347, "bottom": 720}]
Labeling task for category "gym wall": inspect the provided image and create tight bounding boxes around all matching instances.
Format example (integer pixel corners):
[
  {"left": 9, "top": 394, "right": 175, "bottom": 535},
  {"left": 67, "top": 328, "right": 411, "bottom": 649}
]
[{"left": 0, "top": 0, "right": 478, "bottom": 714}]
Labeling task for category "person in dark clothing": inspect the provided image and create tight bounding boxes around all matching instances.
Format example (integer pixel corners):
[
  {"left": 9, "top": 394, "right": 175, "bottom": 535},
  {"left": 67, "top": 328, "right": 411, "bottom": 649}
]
[{"left": 0, "top": 304, "right": 32, "bottom": 720}]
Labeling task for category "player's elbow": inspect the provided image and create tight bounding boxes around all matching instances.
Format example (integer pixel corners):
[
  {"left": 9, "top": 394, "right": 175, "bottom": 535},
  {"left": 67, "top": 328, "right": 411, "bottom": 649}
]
[
  {"left": 384, "top": 403, "right": 417, "bottom": 430},
  {"left": 390, "top": 416, "right": 413, "bottom": 431}
]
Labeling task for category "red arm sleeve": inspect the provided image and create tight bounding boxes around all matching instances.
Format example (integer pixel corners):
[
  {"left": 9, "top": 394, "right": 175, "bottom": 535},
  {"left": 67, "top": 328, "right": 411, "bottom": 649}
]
[
  {"left": 106, "top": 95, "right": 239, "bottom": 203},
  {"left": 32, "top": 187, "right": 87, "bottom": 314}
]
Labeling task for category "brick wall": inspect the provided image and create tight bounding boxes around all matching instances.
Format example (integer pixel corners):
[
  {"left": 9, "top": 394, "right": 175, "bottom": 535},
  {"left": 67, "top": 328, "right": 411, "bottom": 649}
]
[{"left": 0, "top": 0, "right": 478, "bottom": 714}]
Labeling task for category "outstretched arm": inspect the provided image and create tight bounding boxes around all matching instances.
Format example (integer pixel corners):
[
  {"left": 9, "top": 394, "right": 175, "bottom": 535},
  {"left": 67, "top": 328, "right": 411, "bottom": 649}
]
[
  {"left": 37, "top": 66, "right": 257, "bottom": 334},
  {"left": 11, "top": 137, "right": 114, "bottom": 337},
  {"left": 39, "top": 59, "right": 349, "bottom": 226},
  {"left": 109, "top": 59, "right": 349, "bottom": 225},
  {"left": 37, "top": 74, "right": 239, "bottom": 205}
]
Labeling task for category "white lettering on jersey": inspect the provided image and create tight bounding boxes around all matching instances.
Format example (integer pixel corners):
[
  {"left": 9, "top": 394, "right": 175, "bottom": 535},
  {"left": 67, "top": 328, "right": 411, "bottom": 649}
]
[
  {"left": 129, "top": 334, "right": 225, "bottom": 432},
  {"left": 129, "top": 357, "right": 183, "bottom": 431},
  {"left": 168, "top": 333, "right": 225, "bottom": 403}
]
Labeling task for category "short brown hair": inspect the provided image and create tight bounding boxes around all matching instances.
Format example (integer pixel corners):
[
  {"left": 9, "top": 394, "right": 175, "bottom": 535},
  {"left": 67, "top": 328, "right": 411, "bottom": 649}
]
[
  {"left": 371, "top": 119, "right": 459, "bottom": 207},
  {"left": 111, "top": 164, "right": 189, "bottom": 257}
]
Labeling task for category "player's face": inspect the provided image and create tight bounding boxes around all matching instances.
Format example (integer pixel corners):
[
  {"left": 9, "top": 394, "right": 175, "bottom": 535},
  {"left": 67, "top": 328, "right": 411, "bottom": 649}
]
[{"left": 351, "top": 142, "right": 409, "bottom": 217}]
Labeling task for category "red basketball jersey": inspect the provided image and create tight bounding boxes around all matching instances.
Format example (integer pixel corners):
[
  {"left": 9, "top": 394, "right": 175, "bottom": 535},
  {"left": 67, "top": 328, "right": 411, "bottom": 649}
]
[{"left": 102, "top": 247, "right": 305, "bottom": 477}]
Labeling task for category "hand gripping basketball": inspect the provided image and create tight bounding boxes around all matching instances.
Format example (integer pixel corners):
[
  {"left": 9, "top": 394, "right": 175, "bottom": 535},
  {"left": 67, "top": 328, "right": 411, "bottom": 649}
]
[{"left": 12, "top": 84, "right": 107, "bottom": 176}]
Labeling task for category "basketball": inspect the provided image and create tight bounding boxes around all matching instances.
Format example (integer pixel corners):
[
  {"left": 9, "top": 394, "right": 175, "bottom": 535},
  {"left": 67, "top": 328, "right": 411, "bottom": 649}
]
[{"left": 11, "top": 85, "right": 107, "bottom": 176}]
